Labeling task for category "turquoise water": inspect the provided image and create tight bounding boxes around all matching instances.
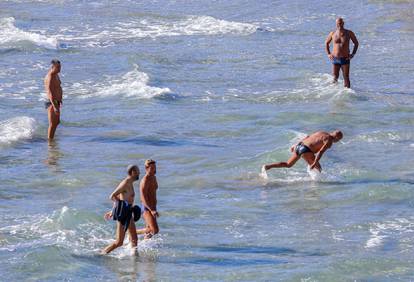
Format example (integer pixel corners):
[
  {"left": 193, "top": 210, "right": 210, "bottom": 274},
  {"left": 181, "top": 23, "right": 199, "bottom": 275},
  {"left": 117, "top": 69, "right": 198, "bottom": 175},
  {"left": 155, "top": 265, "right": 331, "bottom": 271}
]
[{"left": 0, "top": 0, "right": 413, "bottom": 281}]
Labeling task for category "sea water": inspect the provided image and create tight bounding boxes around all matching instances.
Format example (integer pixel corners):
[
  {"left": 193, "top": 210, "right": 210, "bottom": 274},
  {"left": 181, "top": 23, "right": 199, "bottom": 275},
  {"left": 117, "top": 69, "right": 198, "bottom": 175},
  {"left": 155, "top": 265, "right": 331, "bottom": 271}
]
[{"left": 0, "top": 0, "right": 413, "bottom": 281}]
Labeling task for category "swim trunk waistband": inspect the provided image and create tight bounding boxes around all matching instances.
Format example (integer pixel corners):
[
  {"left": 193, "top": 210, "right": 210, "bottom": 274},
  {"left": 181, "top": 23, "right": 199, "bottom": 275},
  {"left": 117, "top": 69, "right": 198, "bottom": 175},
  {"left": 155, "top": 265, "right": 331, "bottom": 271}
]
[{"left": 332, "top": 57, "right": 350, "bottom": 65}]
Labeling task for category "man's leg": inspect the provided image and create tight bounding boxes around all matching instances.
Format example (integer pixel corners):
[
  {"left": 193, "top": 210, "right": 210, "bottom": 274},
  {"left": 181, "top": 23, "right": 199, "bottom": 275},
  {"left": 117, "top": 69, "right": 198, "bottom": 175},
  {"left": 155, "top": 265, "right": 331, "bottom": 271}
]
[
  {"left": 341, "top": 63, "right": 350, "bottom": 88},
  {"left": 264, "top": 153, "right": 300, "bottom": 171},
  {"left": 102, "top": 222, "right": 126, "bottom": 254},
  {"left": 332, "top": 64, "right": 340, "bottom": 83},
  {"left": 302, "top": 153, "right": 322, "bottom": 172},
  {"left": 128, "top": 220, "right": 138, "bottom": 252},
  {"left": 47, "top": 107, "right": 60, "bottom": 140},
  {"left": 141, "top": 211, "right": 159, "bottom": 239}
]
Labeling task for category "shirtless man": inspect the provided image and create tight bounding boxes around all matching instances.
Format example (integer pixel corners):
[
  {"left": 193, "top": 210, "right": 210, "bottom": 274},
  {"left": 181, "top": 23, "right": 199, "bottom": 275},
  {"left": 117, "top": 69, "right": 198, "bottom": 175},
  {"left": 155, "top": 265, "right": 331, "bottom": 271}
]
[
  {"left": 262, "top": 130, "right": 343, "bottom": 172},
  {"left": 325, "top": 18, "right": 359, "bottom": 88},
  {"left": 137, "top": 160, "right": 159, "bottom": 239},
  {"left": 44, "top": 59, "right": 63, "bottom": 140},
  {"left": 102, "top": 165, "right": 140, "bottom": 254}
]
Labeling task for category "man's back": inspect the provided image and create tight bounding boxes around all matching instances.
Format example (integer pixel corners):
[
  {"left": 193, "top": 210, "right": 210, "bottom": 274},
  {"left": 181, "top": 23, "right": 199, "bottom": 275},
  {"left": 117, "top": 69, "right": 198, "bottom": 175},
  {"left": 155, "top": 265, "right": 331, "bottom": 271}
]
[{"left": 303, "top": 131, "right": 332, "bottom": 153}]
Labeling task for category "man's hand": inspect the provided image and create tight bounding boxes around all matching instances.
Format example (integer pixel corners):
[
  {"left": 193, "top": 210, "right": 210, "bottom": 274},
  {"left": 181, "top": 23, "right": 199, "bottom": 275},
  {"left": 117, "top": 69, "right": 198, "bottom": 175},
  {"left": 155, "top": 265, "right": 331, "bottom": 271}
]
[
  {"left": 151, "top": 210, "right": 159, "bottom": 217},
  {"left": 310, "top": 162, "right": 322, "bottom": 172},
  {"left": 290, "top": 145, "right": 295, "bottom": 152},
  {"left": 104, "top": 211, "right": 112, "bottom": 220},
  {"left": 328, "top": 54, "right": 334, "bottom": 60}
]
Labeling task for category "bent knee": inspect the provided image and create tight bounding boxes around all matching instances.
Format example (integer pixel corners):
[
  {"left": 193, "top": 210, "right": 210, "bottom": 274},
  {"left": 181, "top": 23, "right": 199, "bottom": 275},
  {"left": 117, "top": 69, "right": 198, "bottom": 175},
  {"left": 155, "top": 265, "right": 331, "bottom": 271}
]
[{"left": 114, "top": 241, "right": 124, "bottom": 248}]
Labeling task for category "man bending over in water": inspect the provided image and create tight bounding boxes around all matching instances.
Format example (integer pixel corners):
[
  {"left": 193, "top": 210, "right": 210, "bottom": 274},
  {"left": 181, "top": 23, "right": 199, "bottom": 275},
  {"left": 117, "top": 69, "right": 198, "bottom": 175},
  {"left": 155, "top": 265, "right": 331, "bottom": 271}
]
[
  {"left": 325, "top": 18, "right": 359, "bottom": 88},
  {"left": 44, "top": 59, "right": 63, "bottom": 140},
  {"left": 262, "top": 130, "right": 343, "bottom": 173},
  {"left": 102, "top": 165, "right": 140, "bottom": 254},
  {"left": 137, "top": 159, "right": 159, "bottom": 239}
]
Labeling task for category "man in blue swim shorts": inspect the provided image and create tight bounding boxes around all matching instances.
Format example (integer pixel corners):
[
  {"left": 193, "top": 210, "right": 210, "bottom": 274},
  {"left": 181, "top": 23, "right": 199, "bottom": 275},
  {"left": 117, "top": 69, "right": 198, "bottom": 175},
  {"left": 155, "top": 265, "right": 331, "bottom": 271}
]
[
  {"left": 262, "top": 130, "right": 343, "bottom": 173},
  {"left": 325, "top": 18, "right": 359, "bottom": 88}
]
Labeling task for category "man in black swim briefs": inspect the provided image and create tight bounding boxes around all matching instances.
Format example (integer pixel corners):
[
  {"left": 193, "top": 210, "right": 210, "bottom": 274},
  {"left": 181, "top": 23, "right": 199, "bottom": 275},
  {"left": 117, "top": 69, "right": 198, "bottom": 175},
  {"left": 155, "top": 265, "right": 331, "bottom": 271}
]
[
  {"left": 44, "top": 59, "right": 63, "bottom": 140},
  {"left": 325, "top": 18, "right": 359, "bottom": 88},
  {"left": 262, "top": 130, "right": 343, "bottom": 173}
]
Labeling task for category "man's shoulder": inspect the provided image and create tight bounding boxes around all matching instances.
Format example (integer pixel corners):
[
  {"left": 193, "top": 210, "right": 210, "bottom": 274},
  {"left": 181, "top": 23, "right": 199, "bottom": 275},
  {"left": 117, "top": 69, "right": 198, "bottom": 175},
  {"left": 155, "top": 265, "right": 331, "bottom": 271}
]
[
  {"left": 346, "top": 29, "right": 355, "bottom": 35},
  {"left": 120, "top": 178, "right": 129, "bottom": 186}
]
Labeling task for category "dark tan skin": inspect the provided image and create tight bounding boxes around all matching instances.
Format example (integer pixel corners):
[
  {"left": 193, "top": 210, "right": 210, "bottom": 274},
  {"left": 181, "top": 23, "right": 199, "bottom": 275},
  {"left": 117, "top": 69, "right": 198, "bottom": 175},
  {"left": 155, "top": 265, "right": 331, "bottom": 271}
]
[
  {"left": 101, "top": 167, "right": 140, "bottom": 254},
  {"left": 263, "top": 131, "right": 343, "bottom": 172},
  {"left": 136, "top": 163, "right": 159, "bottom": 239},
  {"left": 325, "top": 18, "right": 359, "bottom": 88},
  {"left": 44, "top": 62, "right": 63, "bottom": 140}
]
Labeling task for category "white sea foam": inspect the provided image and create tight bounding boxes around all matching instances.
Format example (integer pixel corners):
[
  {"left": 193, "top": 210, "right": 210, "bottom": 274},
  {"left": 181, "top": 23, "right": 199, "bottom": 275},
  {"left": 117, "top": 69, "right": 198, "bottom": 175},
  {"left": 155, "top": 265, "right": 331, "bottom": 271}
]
[
  {"left": 218, "top": 73, "right": 359, "bottom": 105},
  {"left": 260, "top": 165, "right": 268, "bottom": 179},
  {"left": 307, "top": 166, "right": 322, "bottom": 181},
  {"left": 352, "top": 130, "right": 413, "bottom": 145},
  {"left": 0, "top": 17, "right": 58, "bottom": 49},
  {"left": 0, "top": 206, "right": 163, "bottom": 257},
  {"left": 0, "top": 116, "right": 37, "bottom": 146},
  {"left": 62, "top": 15, "right": 257, "bottom": 47},
  {"left": 79, "top": 66, "right": 171, "bottom": 99},
  {"left": 365, "top": 218, "right": 414, "bottom": 249}
]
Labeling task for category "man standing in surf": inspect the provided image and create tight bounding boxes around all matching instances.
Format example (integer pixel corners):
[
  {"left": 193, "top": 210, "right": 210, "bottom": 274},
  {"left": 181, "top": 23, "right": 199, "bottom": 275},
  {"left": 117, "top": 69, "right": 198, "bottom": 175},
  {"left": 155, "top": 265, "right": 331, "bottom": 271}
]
[
  {"left": 325, "top": 18, "right": 359, "bottom": 88},
  {"left": 262, "top": 130, "right": 343, "bottom": 173},
  {"left": 44, "top": 59, "right": 63, "bottom": 140},
  {"left": 137, "top": 159, "right": 160, "bottom": 239}
]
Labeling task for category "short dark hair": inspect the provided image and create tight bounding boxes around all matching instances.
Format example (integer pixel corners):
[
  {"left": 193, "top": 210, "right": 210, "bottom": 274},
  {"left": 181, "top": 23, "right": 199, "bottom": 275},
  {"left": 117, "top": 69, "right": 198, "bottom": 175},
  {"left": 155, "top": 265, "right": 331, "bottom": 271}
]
[
  {"left": 51, "top": 59, "right": 61, "bottom": 65},
  {"left": 127, "top": 164, "right": 138, "bottom": 175}
]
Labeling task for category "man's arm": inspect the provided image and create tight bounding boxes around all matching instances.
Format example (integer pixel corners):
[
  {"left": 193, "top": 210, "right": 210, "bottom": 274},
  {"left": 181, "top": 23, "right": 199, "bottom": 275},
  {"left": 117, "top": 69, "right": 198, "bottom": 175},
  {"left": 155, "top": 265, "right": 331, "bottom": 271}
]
[
  {"left": 310, "top": 138, "right": 332, "bottom": 169},
  {"left": 109, "top": 180, "right": 126, "bottom": 201},
  {"left": 325, "top": 32, "right": 334, "bottom": 60},
  {"left": 349, "top": 31, "right": 359, "bottom": 58},
  {"left": 44, "top": 75, "right": 59, "bottom": 113},
  {"left": 140, "top": 178, "right": 155, "bottom": 211}
]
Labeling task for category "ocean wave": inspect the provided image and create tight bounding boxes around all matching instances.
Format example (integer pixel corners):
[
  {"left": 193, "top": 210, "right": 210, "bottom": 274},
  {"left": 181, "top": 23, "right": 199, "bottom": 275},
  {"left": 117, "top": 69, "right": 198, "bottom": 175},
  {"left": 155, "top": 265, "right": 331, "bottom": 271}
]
[
  {"left": 61, "top": 15, "right": 257, "bottom": 47},
  {"left": 0, "top": 116, "right": 37, "bottom": 146},
  {"left": 76, "top": 66, "right": 172, "bottom": 99},
  {"left": 0, "top": 17, "right": 58, "bottom": 50},
  {"left": 0, "top": 206, "right": 162, "bottom": 256}
]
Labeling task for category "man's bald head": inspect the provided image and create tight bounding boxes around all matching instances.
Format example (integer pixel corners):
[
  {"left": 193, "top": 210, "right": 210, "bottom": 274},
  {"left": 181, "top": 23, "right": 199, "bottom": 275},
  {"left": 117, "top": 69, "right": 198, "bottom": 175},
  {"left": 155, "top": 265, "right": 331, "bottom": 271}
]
[{"left": 336, "top": 17, "right": 344, "bottom": 29}]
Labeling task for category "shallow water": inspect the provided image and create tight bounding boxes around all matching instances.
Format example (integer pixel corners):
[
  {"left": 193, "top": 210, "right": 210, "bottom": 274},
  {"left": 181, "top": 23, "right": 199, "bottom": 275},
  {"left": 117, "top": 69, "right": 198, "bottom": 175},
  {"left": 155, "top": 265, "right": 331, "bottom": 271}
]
[{"left": 0, "top": 0, "right": 414, "bottom": 281}]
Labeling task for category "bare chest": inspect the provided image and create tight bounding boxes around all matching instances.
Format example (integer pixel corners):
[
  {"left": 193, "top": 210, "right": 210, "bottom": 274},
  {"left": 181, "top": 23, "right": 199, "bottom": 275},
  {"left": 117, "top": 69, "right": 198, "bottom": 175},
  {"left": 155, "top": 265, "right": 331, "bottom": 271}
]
[{"left": 333, "top": 31, "right": 349, "bottom": 44}]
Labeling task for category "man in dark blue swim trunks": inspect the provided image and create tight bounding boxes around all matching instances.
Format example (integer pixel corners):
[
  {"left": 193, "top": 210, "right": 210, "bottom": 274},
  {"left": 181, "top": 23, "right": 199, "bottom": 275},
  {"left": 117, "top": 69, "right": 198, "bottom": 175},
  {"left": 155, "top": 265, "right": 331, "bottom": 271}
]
[
  {"left": 262, "top": 130, "right": 343, "bottom": 173},
  {"left": 102, "top": 165, "right": 140, "bottom": 254},
  {"left": 325, "top": 18, "right": 359, "bottom": 88}
]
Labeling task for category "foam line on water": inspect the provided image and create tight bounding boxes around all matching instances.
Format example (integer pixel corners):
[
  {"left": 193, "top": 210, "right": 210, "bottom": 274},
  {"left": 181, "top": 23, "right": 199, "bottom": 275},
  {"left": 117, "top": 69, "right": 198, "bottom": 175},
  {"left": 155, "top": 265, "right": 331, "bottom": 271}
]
[
  {"left": 0, "top": 17, "right": 58, "bottom": 49},
  {"left": 60, "top": 15, "right": 257, "bottom": 47}
]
